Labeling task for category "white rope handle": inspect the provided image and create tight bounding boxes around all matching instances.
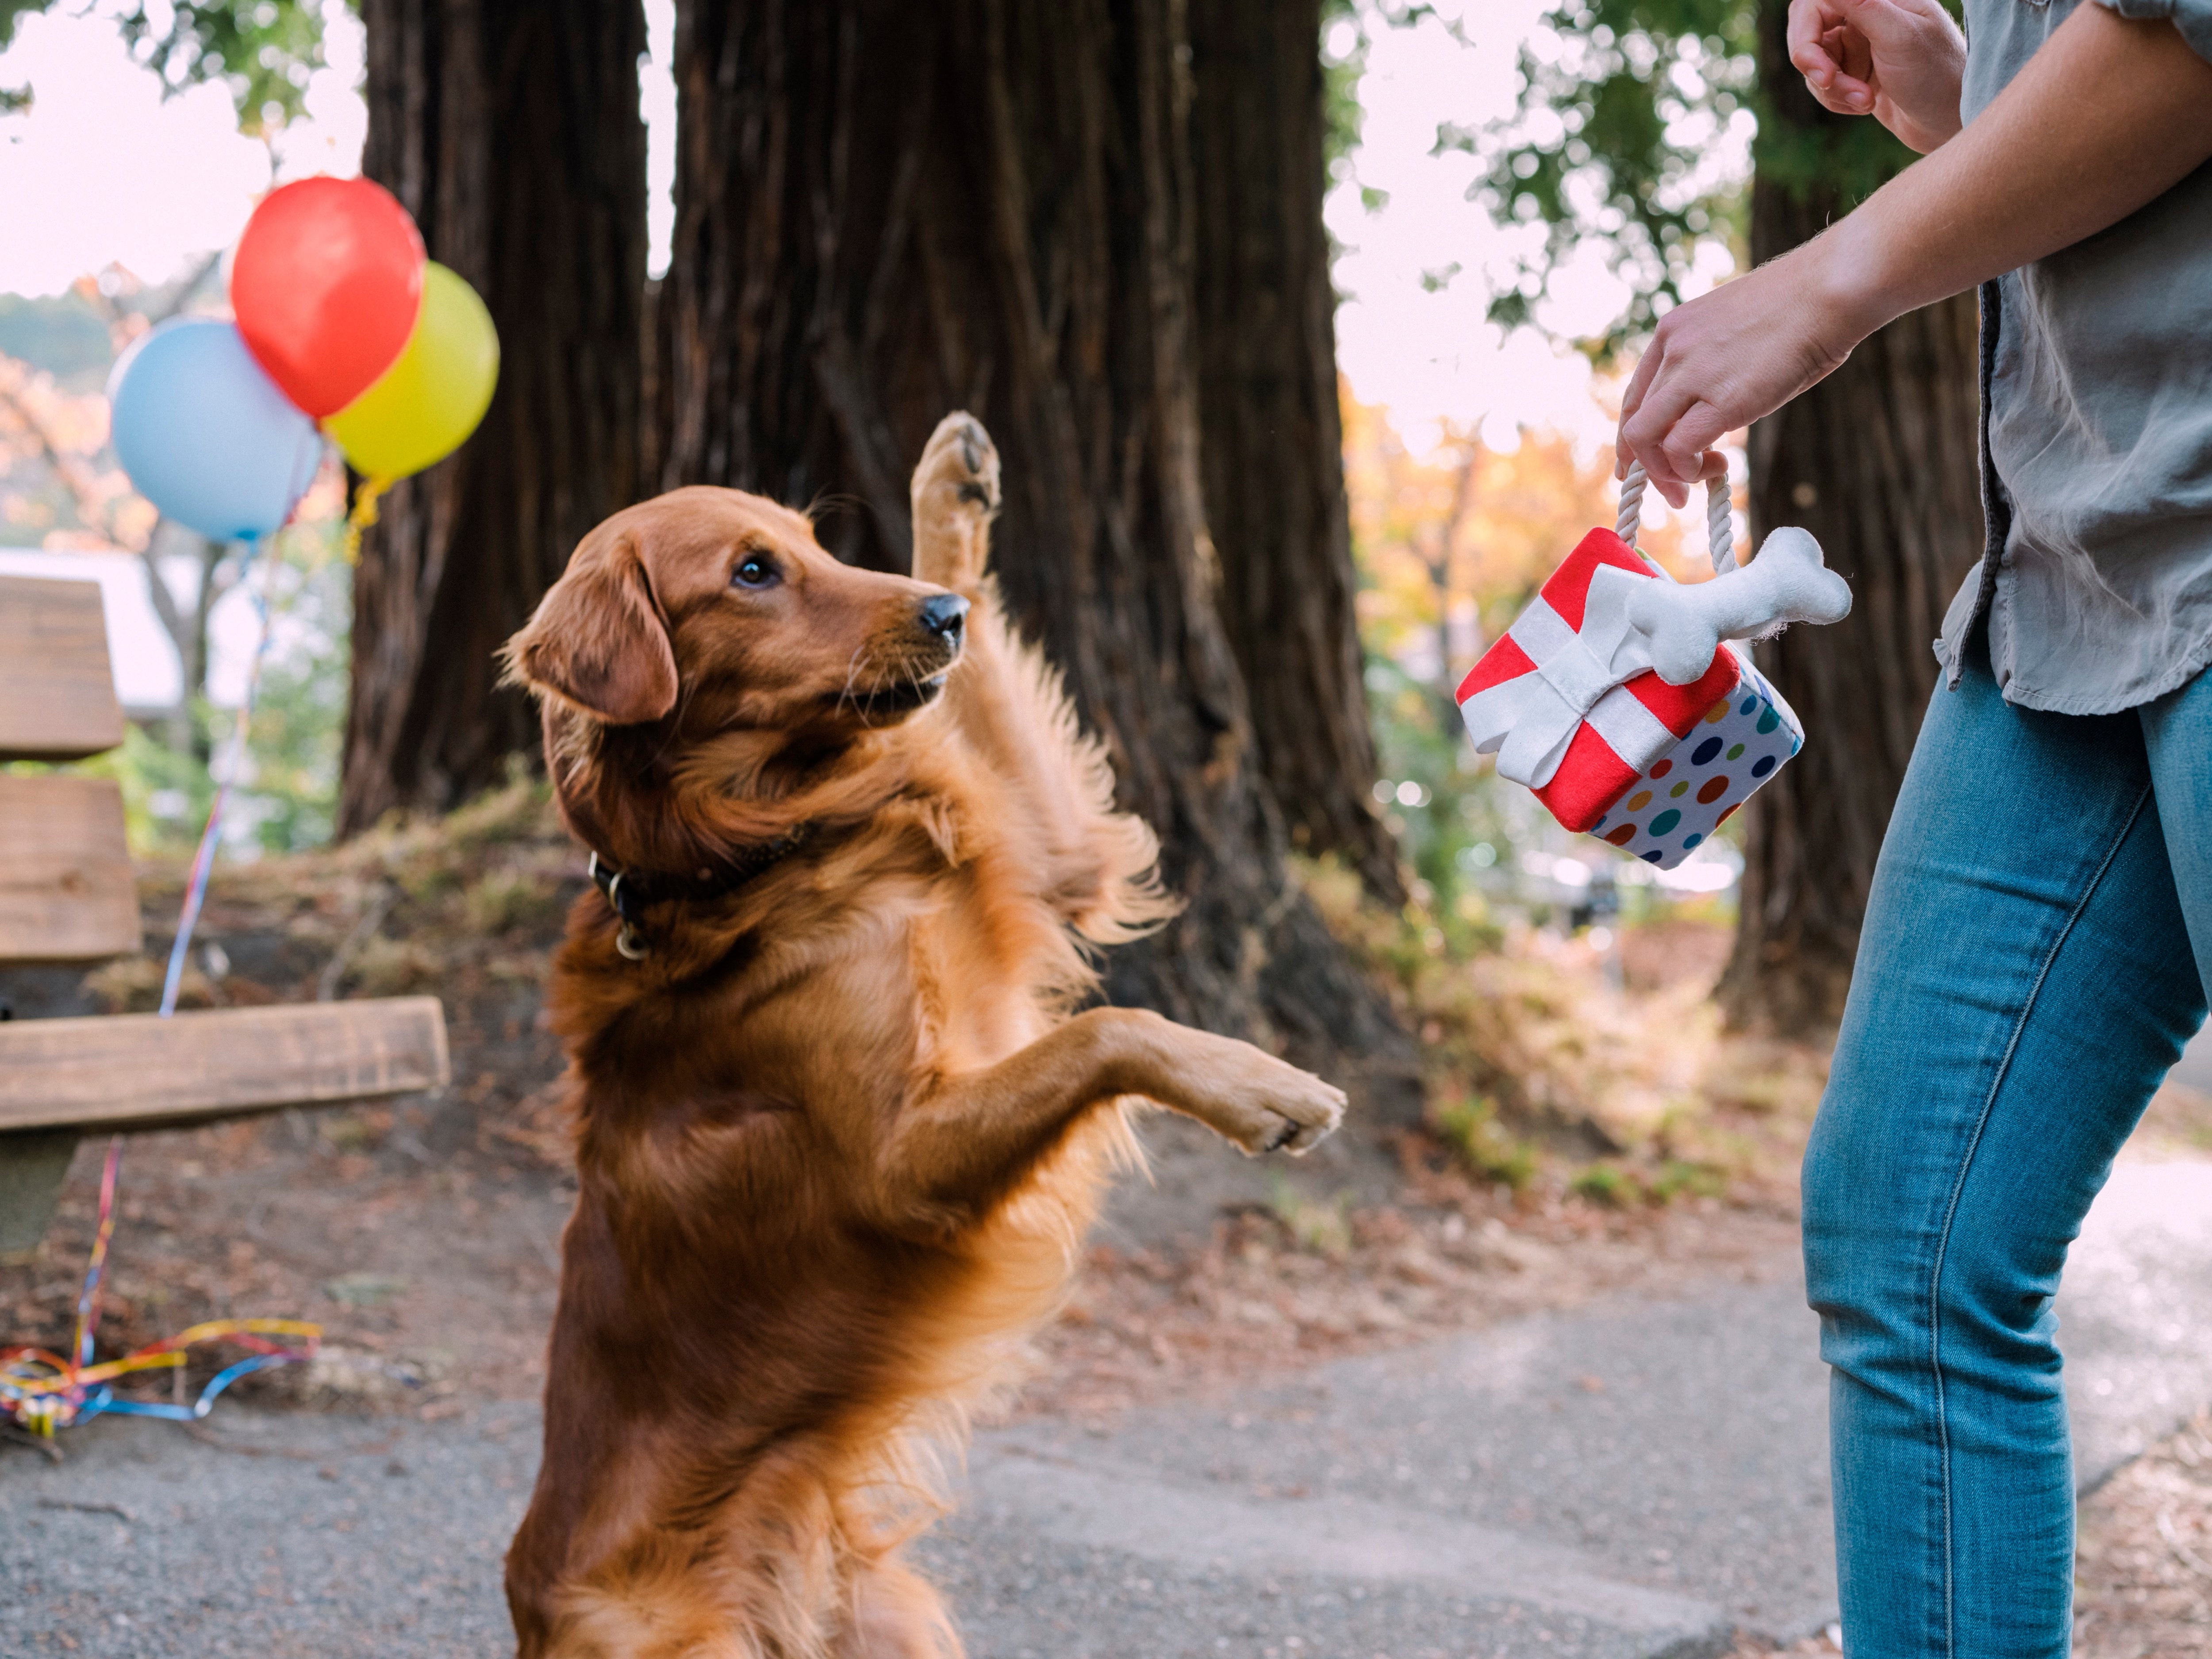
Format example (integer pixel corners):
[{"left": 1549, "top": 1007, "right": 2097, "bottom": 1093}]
[{"left": 1615, "top": 461, "right": 1736, "bottom": 576}]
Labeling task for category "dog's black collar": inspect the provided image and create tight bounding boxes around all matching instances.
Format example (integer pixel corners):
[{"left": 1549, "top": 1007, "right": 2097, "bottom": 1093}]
[{"left": 587, "top": 826, "right": 813, "bottom": 961}]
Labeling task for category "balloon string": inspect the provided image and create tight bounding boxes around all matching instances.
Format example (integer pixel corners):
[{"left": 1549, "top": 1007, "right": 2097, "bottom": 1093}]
[{"left": 340, "top": 476, "right": 392, "bottom": 566}]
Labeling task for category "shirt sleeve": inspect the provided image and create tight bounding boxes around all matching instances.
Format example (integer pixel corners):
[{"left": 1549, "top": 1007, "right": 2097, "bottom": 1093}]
[{"left": 2094, "top": 0, "right": 2212, "bottom": 67}]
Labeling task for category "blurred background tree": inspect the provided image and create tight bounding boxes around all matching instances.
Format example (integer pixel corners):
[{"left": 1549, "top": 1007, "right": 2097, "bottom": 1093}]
[
  {"left": 1476, "top": 0, "right": 1983, "bottom": 1031},
  {"left": 342, "top": 0, "right": 646, "bottom": 834}
]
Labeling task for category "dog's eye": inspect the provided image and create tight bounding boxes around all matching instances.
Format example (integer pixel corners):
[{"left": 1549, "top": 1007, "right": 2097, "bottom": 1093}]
[{"left": 732, "top": 553, "right": 780, "bottom": 591}]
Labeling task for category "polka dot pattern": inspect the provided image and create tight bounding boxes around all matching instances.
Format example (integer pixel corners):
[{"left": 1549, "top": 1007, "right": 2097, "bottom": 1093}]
[{"left": 1577, "top": 653, "right": 1803, "bottom": 869}]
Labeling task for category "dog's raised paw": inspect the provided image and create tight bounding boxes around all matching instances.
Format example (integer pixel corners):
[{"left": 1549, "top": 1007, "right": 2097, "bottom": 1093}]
[
  {"left": 918, "top": 413, "right": 1001, "bottom": 515},
  {"left": 955, "top": 425, "right": 995, "bottom": 507},
  {"left": 911, "top": 413, "right": 1002, "bottom": 588}
]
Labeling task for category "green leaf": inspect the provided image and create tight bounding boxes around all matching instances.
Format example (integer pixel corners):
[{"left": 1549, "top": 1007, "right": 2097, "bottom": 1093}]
[{"left": 114, "top": 0, "right": 330, "bottom": 134}]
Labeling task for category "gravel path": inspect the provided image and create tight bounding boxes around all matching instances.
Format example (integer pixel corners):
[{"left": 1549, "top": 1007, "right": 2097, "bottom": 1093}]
[{"left": 7, "top": 1159, "right": 2211, "bottom": 1659}]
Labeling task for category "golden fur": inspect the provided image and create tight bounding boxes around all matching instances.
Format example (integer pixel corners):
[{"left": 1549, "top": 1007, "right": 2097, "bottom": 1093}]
[{"left": 500, "top": 414, "right": 1344, "bottom": 1658}]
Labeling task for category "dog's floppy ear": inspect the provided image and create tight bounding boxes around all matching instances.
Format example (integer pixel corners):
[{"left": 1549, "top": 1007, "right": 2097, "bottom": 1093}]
[{"left": 504, "top": 531, "right": 679, "bottom": 725}]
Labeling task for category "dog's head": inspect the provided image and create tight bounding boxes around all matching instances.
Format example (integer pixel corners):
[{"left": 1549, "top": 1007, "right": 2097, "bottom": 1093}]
[
  {"left": 506, "top": 486, "right": 968, "bottom": 740},
  {"left": 504, "top": 487, "right": 972, "bottom": 876}
]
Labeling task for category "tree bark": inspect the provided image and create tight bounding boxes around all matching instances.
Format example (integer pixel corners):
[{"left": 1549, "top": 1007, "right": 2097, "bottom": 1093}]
[
  {"left": 1720, "top": 5, "right": 1984, "bottom": 1031},
  {"left": 341, "top": 0, "right": 647, "bottom": 833},
  {"left": 1187, "top": 0, "right": 1402, "bottom": 902},
  {"left": 660, "top": 0, "right": 1418, "bottom": 1110}
]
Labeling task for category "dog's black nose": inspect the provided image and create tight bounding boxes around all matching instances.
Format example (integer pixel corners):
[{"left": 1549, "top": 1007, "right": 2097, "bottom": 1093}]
[{"left": 918, "top": 592, "right": 969, "bottom": 645}]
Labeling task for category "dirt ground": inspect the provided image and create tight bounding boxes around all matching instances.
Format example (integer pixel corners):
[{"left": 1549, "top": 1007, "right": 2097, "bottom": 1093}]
[{"left": 4, "top": 787, "right": 2208, "bottom": 1654}]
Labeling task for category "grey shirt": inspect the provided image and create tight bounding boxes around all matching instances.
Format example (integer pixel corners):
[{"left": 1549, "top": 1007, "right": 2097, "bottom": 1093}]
[{"left": 1938, "top": 0, "right": 2212, "bottom": 713}]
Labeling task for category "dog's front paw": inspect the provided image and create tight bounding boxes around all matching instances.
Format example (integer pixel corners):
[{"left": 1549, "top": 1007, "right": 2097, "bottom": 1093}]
[
  {"left": 1210, "top": 1056, "right": 1347, "bottom": 1158},
  {"left": 912, "top": 412, "right": 1001, "bottom": 588}
]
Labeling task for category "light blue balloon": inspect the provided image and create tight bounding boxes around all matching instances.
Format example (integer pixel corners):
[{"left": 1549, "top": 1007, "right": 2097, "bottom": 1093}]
[{"left": 108, "top": 318, "right": 325, "bottom": 542}]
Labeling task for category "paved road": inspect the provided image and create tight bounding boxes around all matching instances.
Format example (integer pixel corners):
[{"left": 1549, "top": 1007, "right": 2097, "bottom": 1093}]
[{"left": 6, "top": 1159, "right": 2212, "bottom": 1659}]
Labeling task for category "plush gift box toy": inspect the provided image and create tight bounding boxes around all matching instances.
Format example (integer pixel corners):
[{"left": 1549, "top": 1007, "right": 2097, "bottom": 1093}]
[{"left": 1455, "top": 463, "right": 1851, "bottom": 870}]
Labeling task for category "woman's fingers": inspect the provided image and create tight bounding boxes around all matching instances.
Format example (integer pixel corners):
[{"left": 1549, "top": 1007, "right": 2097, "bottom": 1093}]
[
  {"left": 1620, "top": 312, "right": 1741, "bottom": 499},
  {"left": 1789, "top": 0, "right": 1875, "bottom": 111},
  {"left": 1620, "top": 378, "right": 1708, "bottom": 505},
  {"left": 1786, "top": 0, "right": 1843, "bottom": 82},
  {"left": 1818, "top": 27, "right": 1877, "bottom": 110},
  {"left": 1616, "top": 339, "right": 1668, "bottom": 478},
  {"left": 1659, "top": 404, "right": 1734, "bottom": 490},
  {"left": 1837, "top": 23, "right": 1877, "bottom": 92}
]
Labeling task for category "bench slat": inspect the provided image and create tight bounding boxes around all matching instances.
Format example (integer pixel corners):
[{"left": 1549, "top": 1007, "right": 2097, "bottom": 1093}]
[
  {"left": 0, "top": 998, "right": 451, "bottom": 1134},
  {"left": 0, "top": 576, "right": 126, "bottom": 761},
  {"left": 0, "top": 775, "right": 140, "bottom": 964}
]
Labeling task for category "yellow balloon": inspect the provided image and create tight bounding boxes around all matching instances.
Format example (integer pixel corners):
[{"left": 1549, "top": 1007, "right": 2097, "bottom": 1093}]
[{"left": 325, "top": 261, "right": 499, "bottom": 480}]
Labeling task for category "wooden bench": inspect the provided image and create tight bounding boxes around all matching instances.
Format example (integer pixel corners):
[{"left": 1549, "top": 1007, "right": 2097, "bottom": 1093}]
[{"left": 0, "top": 574, "right": 451, "bottom": 1259}]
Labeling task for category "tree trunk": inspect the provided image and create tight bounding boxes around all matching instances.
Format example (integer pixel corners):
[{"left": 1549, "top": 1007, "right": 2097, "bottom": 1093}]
[
  {"left": 1720, "top": 6, "right": 1984, "bottom": 1031},
  {"left": 1186, "top": 0, "right": 1402, "bottom": 902},
  {"left": 659, "top": 0, "right": 1418, "bottom": 1111},
  {"left": 341, "top": 0, "right": 647, "bottom": 833}
]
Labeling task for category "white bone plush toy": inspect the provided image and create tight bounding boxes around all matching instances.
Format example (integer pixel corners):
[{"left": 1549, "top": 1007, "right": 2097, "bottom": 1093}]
[{"left": 1455, "top": 464, "right": 1850, "bottom": 869}]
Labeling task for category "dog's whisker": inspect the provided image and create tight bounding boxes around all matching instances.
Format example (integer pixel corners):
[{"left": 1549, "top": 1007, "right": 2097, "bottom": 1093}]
[
  {"left": 838, "top": 651, "right": 861, "bottom": 711},
  {"left": 839, "top": 644, "right": 874, "bottom": 718},
  {"left": 863, "top": 653, "right": 893, "bottom": 726}
]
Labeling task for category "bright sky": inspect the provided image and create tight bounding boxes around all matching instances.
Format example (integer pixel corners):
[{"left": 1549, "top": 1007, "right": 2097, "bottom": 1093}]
[
  {"left": 1329, "top": 0, "right": 1609, "bottom": 455},
  {"left": 0, "top": 1, "right": 369, "bottom": 294},
  {"left": 0, "top": 0, "right": 1735, "bottom": 459},
  {"left": 0, "top": 0, "right": 669, "bottom": 294}
]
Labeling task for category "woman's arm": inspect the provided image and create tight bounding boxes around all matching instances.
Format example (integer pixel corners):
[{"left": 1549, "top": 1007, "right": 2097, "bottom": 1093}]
[{"left": 1617, "top": 3, "right": 2212, "bottom": 503}]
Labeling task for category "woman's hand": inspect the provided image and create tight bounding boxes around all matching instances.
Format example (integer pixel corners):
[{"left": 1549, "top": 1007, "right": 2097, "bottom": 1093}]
[
  {"left": 1616, "top": 242, "right": 1872, "bottom": 503},
  {"left": 1621, "top": 1, "right": 2212, "bottom": 500},
  {"left": 1786, "top": 0, "right": 1966, "bottom": 154}
]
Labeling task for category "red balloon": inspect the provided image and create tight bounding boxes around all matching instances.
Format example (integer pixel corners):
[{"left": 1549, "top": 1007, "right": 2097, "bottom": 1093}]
[{"left": 232, "top": 177, "right": 426, "bottom": 418}]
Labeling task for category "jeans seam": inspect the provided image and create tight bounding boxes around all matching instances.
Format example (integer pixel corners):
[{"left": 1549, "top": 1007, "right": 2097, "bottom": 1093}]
[{"left": 1921, "top": 780, "right": 2152, "bottom": 1659}]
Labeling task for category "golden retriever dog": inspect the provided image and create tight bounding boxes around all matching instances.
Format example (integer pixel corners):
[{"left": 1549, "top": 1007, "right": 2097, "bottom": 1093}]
[{"left": 499, "top": 413, "right": 1346, "bottom": 1658}]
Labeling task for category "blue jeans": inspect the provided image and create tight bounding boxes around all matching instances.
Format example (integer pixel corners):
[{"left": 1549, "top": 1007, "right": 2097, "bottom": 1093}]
[{"left": 1803, "top": 631, "right": 2212, "bottom": 1658}]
